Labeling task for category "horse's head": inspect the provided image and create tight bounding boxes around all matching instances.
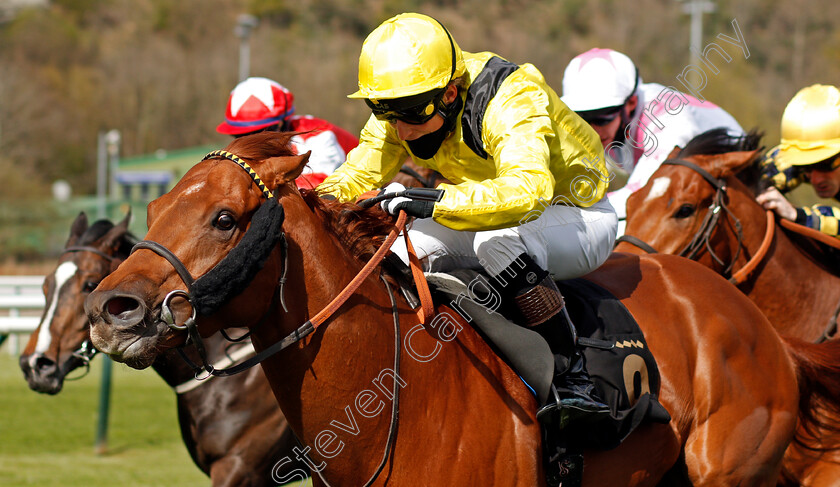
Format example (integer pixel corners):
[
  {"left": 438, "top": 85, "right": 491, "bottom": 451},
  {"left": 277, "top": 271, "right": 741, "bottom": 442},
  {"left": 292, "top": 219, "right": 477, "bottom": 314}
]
[
  {"left": 20, "top": 212, "right": 133, "bottom": 394},
  {"left": 622, "top": 129, "right": 763, "bottom": 272},
  {"left": 85, "top": 132, "right": 310, "bottom": 369}
]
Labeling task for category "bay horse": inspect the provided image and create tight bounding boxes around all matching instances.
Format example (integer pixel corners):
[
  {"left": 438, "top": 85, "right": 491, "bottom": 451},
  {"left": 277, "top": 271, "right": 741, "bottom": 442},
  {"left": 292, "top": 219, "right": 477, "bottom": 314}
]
[
  {"left": 85, "top": 132, "right": 840, "bottom": 486},
  {"left": 618, "top": 128, "right": 840, "bottom": 485},
  {"left": 19, "top": 212, "right": 303, "bottom": 486}
]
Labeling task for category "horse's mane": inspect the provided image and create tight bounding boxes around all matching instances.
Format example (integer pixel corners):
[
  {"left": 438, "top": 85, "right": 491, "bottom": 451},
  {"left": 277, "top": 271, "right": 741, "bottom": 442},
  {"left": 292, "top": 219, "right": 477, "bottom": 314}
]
[
  {"left": 81, "top": 220, "right": 138, "bottom": 258},
  {"left": 677, "top": 127, "right": 766, "bottom": 192},
  {"left": 300, "top": 190, "right": 397, "bottom": 263},
  {"left": 223, "top": 131, "right": 301, "bottom": 160},
  {"left": 677, "top": 127, "right": 764, "bottom": 158}
]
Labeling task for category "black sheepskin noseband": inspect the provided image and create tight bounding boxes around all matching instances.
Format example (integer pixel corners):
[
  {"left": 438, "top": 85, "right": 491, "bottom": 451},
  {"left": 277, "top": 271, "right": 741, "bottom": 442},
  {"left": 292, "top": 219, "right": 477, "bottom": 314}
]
[{"left": 190, "top": 197, "right": 285, "bottom": 316}]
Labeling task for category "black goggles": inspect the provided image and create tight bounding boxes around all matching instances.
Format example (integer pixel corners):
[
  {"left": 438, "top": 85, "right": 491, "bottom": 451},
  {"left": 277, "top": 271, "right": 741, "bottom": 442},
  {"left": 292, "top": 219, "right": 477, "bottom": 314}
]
[
  {"left": 801, "top": 155, "right": 840, "bottom": 174},
  {"left": 577, "top": 106, "right": 623, "bottom": 127},
  {"left": 365, "top": 88, "right": 447, "bottom": 125}
]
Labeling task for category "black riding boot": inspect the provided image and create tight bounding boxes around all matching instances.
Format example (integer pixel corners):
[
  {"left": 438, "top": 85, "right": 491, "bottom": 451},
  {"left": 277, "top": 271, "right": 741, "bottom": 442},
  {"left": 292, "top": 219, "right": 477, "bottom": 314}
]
[{"left": 491, "top": 253, "right": 609, "bottom": 427}]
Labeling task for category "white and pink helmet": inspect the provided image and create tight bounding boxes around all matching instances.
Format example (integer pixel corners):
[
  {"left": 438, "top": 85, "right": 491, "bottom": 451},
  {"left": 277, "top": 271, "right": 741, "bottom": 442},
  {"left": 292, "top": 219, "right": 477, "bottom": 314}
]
[
  {"left": 216, "top": 77, "right": 296, "bottom": 135},
  {"left": 561, "top": 48, "right": 640, "bottom": 112}
]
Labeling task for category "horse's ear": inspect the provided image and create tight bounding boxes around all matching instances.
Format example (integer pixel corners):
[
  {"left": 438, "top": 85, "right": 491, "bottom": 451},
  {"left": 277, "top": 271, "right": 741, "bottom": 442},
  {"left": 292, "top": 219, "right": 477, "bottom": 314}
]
[
  {"left": 67, "top": 212, "right": 89, "bottom": 247},
  {"left": 711, "top": 150, "right": 762, "bottom": 178},
  {"left": 266, "top": 151, "right": 311, "bottom": 187},
  {"left": 100, "top": 211, "right": 131, "bottom": 253},
  {"left": 667, "top": 145, "right": 681, "bottom": 159}
]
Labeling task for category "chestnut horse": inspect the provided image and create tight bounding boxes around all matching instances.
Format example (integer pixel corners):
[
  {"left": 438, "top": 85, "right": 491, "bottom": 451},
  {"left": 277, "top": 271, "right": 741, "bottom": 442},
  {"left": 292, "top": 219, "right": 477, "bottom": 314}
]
[
  {"left": 19, "top": 212, "right": 303, "bottom": 486},
  {"left": 85, "top": 132, "right": 840, "bottom": 486},
  {"left": 618, "top": 129, "right": 840, "bottom": 485}
]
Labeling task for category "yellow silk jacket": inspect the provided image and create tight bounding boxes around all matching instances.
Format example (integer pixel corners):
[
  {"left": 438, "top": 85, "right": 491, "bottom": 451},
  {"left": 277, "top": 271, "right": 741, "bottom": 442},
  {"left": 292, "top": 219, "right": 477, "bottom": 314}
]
[{"left": 319, "top": 51, "right": 609, "bottom": 231}]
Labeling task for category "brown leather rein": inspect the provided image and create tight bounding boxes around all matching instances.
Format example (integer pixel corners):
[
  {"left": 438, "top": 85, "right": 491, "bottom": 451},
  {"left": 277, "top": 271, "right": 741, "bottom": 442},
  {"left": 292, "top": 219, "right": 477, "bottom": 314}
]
[{"left": 132, "top": 151, "right": 434, "bottom": 379}]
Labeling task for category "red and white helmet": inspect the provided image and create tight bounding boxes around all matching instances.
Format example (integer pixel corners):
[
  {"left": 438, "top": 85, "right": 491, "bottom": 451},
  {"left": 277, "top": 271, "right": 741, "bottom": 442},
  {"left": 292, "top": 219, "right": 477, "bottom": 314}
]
[
  {"left": 561, "top": 48, "right": 639, "bottom": 112},
  {"left": 216, "top": 77, "right": 296, "bottom": 135}
]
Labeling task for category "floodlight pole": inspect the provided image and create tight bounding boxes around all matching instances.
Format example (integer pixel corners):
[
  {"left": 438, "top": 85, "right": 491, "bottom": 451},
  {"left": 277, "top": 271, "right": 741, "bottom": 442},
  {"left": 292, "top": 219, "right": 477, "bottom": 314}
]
[
  {"left": 96, "top": 132, "right": 107, "bottom": 219},
  {"left": 235, "top": 14, "right": 258, "bottom": 82},
  {"left": 95, "top": 129, "right": 121, "bottom": 455},
  {"left": 682, "top": 0, "right": 716, "bottom": 64}
]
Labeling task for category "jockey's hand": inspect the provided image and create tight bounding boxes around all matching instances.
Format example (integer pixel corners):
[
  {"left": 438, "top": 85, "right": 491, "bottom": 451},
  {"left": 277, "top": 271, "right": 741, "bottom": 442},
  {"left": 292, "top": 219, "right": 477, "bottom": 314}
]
[
  {"left": 756, "top": 187, "right": 797, "bottom": 221},
  {"left": 379, "top": 182, "right": 441, "bottom": 219}
]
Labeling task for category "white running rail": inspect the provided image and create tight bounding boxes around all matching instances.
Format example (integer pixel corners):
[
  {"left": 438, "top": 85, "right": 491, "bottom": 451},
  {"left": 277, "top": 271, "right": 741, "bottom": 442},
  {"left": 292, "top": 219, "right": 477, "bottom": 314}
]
[{"left": 0, "top": 276, "right": 45, "bottom": 354}]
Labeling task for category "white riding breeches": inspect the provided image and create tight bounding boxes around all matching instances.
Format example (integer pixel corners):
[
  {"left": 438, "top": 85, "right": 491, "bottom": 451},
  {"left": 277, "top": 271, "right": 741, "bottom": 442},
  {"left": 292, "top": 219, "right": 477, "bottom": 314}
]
[{"left": 390, "top": 197, "right": 617, "bottom": 280}]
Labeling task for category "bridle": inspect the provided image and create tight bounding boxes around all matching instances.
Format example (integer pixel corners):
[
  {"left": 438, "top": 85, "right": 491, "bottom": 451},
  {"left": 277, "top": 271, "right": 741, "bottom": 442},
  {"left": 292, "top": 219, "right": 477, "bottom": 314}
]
[
  {"left": 55, "top": 245, "right": 124, "bottom": 378},
  {"left": 130, "top": 149, "right": 431, "bottom": 377},
  {"left": 128, "top": 148, "right": 434, "bottom": 486},
  {"left": 617, "top": 158, "right": 776, "bottom": 285},
  {"left": 666, "top": 159, "right": 747, "bottom": 273},
  {"left": 618, "top": 158, "right": 840, "bottom": 342}
]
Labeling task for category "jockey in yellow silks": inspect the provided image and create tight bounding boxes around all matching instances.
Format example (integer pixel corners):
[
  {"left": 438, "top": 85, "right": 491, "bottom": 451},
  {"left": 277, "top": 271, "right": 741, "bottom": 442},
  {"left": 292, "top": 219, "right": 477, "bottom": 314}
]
[{"left": 318, "top": 13, "right": 617, "bottom": 424}]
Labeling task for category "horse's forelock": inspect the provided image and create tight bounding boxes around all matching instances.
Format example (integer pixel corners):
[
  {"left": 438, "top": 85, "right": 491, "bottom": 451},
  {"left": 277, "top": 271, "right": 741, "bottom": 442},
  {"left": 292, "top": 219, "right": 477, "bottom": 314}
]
[
  {"left": 78, "top": 220, "right": 137, "bottom": 258},
  {"left": 80, "top": 221, "right": 115, "bottom": 246}
]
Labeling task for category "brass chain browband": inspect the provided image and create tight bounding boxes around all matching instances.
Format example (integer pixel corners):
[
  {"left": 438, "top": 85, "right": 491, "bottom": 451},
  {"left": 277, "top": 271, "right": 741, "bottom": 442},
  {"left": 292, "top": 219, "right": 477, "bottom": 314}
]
[{"left": 202, "top": 150, "right": 274, "bottom": 199}]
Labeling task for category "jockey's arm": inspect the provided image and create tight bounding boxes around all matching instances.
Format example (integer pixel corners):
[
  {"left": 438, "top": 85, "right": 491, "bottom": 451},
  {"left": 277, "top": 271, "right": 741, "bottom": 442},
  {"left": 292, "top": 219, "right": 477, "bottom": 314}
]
[
  {"left": 317, "top": 116, "right": 406, "bottom": 200},
  {"left": 431, "top": 71, "right": 606, "bottom": 231},
  {"left": 759, "top": 148, "right": 805, "bottom": 193},
  {"left": 757, "top": 186, "right": 840, "bottom": 238},
  {"left": 795, "top": 204, "right": 840, "bottom": 238}
]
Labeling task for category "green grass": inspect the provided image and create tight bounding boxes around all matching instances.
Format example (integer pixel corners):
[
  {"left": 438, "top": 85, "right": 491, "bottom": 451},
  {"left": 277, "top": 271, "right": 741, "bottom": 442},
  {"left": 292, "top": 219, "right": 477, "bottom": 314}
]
[
  {"left": 0, "top": 342, "right": 311, "bottom": 486},
  {"left": 0, "top": 347, "right": 209, "bottom": 486}
]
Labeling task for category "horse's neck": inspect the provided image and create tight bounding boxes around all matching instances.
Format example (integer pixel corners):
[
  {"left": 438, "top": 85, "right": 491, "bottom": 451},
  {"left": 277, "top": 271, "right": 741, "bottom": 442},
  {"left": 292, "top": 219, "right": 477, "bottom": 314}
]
[
  {"left": 733, "top": 188, "right": 840, "bottom": 340},
  {"left": 250, "top": 195, "right": 539, "bottom": 483},
  {"left": 254, "top": 194, "right": 411, "bottom": 473},
  {"left": 255, "top": 194, "right": 394, "bottom": 389}
]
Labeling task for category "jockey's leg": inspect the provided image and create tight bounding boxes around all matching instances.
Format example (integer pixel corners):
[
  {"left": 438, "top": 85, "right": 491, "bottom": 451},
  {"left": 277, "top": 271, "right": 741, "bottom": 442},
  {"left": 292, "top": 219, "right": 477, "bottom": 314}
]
[
  {"left": 388, "top": 218, "right": 479, "bottom": 272},
  {"left": 475, "top": 198, "right": 618, "bottom": 425},
  {"left": 489, "top": 251, "right": 610, "bottom": 425}
]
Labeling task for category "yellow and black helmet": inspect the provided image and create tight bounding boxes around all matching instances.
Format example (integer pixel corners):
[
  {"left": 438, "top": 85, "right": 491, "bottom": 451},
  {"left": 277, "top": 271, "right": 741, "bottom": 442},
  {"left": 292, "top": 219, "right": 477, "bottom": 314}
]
[
  {"left": 776, "top": 84, "right": 840, "bottom": 167},
  {"left": 348, "top": 13, "right": 466, "bottom": 101}
]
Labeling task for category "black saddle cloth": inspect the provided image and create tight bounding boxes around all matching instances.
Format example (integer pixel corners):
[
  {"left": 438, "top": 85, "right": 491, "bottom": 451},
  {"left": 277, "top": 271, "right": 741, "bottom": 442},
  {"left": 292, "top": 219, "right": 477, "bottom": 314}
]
[
  {"left": 558, "top": 278, "right": 671, "bottom": 450},
  {"left": 425, "top": 270, "right": 670, "bottom": 451}
]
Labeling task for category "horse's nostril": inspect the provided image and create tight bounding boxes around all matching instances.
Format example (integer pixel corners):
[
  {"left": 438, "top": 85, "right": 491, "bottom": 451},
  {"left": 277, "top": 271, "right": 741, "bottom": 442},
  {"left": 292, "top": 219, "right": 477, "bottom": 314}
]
[
  {"left": 106, "top": 296, "right": 140, "bottom": 319},
  {"left": 34, "top": 356, "right": 56, "bottom": 374}
]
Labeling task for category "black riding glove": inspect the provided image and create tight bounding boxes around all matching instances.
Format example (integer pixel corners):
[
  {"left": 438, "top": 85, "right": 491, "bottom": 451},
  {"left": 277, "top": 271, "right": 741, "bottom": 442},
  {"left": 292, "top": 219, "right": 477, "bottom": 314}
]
[
  {"left": 383, "top": 198, "right": 437, "bottom": 219},
  {"left": 378, "top": 182, "right": 443, "bottom": 219}
]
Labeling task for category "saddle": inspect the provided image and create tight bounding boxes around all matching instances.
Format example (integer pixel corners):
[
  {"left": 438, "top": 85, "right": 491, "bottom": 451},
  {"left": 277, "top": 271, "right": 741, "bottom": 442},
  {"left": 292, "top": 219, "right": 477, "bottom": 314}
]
[
  {"left": 424, "top": 269, "right": 670, "bottom": 446},
  {"left": 380, "top": 253, "right": 670, "bottom": 486}
]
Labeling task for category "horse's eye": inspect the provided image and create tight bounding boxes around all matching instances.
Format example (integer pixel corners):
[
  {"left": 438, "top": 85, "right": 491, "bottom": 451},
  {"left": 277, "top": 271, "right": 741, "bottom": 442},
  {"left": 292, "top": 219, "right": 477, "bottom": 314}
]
[
  {"left": 674, "top": 204, "right": 696, "bottom": 219},
  {"left": 214, "top": 212, "right": 237, "bottom": 231},
  {"left": 83, "top": 281, "right": 99, "bottom": 292}
]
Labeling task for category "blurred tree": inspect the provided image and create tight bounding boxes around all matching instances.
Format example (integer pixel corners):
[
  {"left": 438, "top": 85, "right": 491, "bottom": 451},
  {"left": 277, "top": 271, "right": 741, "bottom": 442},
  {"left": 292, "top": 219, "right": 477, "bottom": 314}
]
[{"left": 0, "top": 0, "right": 838, "bottom": 261}]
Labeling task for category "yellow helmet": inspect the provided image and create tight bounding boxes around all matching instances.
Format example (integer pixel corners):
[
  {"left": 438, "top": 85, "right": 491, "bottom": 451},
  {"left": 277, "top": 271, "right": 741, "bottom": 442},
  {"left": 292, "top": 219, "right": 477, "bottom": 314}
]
[
  {"left": 348, "top": 13, "right": 466, "bottom": 101},
  {"left": 776, "top": 84, "right": 840, "bottom": 166}
]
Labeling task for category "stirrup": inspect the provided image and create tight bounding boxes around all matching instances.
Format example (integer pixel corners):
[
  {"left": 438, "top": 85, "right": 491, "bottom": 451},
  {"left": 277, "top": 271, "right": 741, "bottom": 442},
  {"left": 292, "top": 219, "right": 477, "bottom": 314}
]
[
  {"left": 537, "top": 385, "right": 610, "bottom": 430},
  {"left": 537, "top": 384, "right": 564, "bottom": 424}
]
